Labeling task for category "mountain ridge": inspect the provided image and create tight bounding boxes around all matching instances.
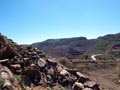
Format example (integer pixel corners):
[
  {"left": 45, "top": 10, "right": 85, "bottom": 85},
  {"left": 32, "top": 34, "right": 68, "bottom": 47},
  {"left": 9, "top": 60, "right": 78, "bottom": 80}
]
[{"left": 32, "top": 33, "right": 120, "bottom": 59}]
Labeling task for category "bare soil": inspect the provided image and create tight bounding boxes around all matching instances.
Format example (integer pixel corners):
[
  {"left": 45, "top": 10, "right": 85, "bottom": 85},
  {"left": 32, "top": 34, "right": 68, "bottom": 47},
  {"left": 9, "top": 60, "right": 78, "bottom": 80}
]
[
  {"left": 86, "top": 68, "right": 120, "bottom": 90},
  {"left": 72, "top": 59, "right": 120, "bottom": 90}
]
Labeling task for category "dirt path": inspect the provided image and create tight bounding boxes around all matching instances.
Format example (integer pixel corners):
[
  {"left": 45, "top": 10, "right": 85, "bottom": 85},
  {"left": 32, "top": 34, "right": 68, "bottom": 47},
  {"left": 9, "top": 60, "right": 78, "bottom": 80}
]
[{"left": 91, "top": 54, "right": 102, "bottom": 61}]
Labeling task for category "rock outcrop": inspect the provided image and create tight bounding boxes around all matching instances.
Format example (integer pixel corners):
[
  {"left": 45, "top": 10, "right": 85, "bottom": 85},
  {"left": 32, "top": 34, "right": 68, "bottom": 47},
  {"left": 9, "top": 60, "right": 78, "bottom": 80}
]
[{"left": 0, "top": 34, "right": 103, "bottom": 90}]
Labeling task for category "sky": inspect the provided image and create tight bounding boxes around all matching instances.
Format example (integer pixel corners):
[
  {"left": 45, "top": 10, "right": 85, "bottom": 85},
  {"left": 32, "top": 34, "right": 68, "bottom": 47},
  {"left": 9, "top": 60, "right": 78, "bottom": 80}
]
[{"left": 0, "top": 0, "right": 120, "bottom": 44}]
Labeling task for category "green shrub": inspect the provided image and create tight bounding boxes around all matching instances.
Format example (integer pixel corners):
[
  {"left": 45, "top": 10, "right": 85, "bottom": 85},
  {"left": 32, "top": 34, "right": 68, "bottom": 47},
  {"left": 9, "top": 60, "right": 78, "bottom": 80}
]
[
  {"left": 96, "top": 55, "right": 115, "bottom": 60},
  {"left": 79, "top": 55, "right": 91, "bottom": 60},
  {"left": 59, "top": 58, "right": 76, "bottom": 69},
  {"left": 9, "top": 77, "right": 15, "bottom": 83},
  {"left": 15, "top": 76, "right": 22, "bottom": 82},
  {"left": 0, "top": 77, "right": 5, "bottom": 85}
]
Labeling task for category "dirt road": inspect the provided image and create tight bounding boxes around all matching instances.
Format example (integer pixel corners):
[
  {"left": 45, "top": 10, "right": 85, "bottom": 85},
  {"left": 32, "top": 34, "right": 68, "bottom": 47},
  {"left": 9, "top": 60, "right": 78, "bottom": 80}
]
[{"left": 91, "top": 54, "right": 102, "bottom": 61}]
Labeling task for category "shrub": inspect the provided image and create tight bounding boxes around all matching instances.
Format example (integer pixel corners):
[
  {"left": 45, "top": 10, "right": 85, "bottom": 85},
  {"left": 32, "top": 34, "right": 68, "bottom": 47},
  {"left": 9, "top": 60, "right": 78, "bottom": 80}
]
[
  {"left": 96, "top": 55, "right": 115, "bottom": 60},
  {"left": 15, "top": 76, "right": 22, "bottom": 82},
  {"left": 0, "top": 77, "right": 5, "bottom": 85},
  {"left": 9, "top": 77, "right": 15, "bottom": 83}
]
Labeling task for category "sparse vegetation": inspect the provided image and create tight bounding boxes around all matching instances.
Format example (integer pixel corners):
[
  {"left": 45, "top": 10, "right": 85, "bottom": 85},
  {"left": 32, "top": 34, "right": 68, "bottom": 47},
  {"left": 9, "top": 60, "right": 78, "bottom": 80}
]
[
  {"left": 58, "top": 58, "right": 76, "bottom": 69},
  {"left": 0, "top": 77, "right": 5, "bottom": 85},
  {"left": 15, "top": 76, "right": 22, "bottom": 82},
  {"left": 96, "top": 54, "right": 116, "bottom": 60},
  {"left": 94, "top": 40, "right": 109, "bottom": 53},
  {"left": 9, "top": 77, "right": 15, "bottom": 83},
  {"left": 78, "top": 54, "right": 91, "bottom": 60}
]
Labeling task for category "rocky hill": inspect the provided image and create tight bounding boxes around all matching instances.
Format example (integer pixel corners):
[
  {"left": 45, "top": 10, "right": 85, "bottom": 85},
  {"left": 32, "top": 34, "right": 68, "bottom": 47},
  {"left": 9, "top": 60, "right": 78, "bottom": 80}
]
[
  {"left": 32, "top": 33, "right": 120, "bottom": 59},
  {"left": 0, "top": 34, "right": 103, "bottom": 90}
]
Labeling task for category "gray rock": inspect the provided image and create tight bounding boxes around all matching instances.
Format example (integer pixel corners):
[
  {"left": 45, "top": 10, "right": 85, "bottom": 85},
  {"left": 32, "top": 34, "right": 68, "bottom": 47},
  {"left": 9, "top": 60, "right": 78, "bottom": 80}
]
[
  {"left": 76, "top": 72, "right": 86, "bottom": 78},
  {"left": 72, "top": 82, "right": 84, "bottom": 90},
  {"left": 84, "top": 81, "right": 98, "bottom": 88},
  {"left": 38, "top": 58, "right": 46, "bottom": 67},
  {"left": 60, "top": 70, "right": 70, "bottom": 76},
  {"left": 83, "top": 88, "right": 93, "bottom": 90},
  {"left": 47, "top": 68, "right": 54, "bottom": 75}
]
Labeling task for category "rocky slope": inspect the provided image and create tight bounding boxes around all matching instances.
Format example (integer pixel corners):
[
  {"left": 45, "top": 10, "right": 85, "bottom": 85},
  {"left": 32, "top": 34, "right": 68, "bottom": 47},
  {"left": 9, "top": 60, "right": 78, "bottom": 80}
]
[
  {"left": 0, "top": 34, "right": 103, "bottom": 90},
  {"left": 32, "top": 33, "right": 120, "bottom": 59}
]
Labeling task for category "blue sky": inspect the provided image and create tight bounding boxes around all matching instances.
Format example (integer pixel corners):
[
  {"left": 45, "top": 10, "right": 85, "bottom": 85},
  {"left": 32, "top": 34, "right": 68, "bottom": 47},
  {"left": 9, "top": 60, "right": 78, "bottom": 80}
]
[{"left": 0, "top": 0, "right": 120, "bottom": 44}]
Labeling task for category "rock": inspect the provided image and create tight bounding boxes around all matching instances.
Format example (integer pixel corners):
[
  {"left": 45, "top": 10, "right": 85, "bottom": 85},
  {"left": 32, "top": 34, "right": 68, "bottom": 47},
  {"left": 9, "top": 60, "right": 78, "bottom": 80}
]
[
  {"left": 26, "top": 86, "right": 32, "bottom": 90},
  {"left": 0, "top": 66, "right": 13, "bottom": 78},
  {"left": 83, "top": 88, "right": 93, "bottom": 90},
  {"left": 32, "top": 86, "right": 48, "bottom": 90},
  {"left": 3, "top": 79, "right": 12, "bottom": 87},
  {"left": 60, "top": 70, "right": 70, "bottom": 76},
  {"left": 15, "top": 69, "right": 22, "bottom": 75},
  {"left": 0, "top": 71, "right": 9, "bottom": 79},
  {"left": 76, "top": 72, "right": 89, "bottom": 83},
  {"left": 47, "top": 59, "right": 57, "bottom": 67},
  {"left": 30, "top": 63, "right": 36, "bottom": 67},
  {"left": 84, "top": 81, "right": 99, "bottom": 89},
  {"left": 23, "top": 58, "right": 29, "bottom": 60},
  {"left": 52, "top": 85, "right": 64, "bottom": 90},
  {"left": 76, "top": 72, "right": 86, "bottom": 78},
  {"left": 57, "top": 66, "right": 63, "bottom": 73},
  {"left": 46, "top": 75, "right": 52, "bottom": 80},
  {"left": 10, "top": 64, "right": 21, "bottom": 68},
  {"left": 26, "top": 69, "right": 41, "bottom": 86},
  {"left": 0, "top": 34, "right": 102, "bottom": 90},
  {"left": 37, "top": 58, "right": 46, "bottom": 68},
  {"left": 72, "top": 82, "right": 84, "bottom": 90},
  {"left": 47, "top": 68, "right": 54, "bottom": 75}
]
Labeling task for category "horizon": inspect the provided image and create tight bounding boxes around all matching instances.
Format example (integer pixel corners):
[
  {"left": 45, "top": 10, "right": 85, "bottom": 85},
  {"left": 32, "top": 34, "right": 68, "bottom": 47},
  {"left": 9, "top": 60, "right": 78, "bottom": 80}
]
[
  {"left": 1, "top": 32, "right": 120, "bottom": 44},
  {"left": 0, "top": 0, "right": 120, "bottom": 44}
]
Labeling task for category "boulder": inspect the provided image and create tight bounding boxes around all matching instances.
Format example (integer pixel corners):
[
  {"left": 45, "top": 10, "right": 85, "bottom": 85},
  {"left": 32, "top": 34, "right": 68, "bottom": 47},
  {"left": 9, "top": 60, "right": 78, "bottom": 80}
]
[
  {"left": 60, "top": 70, "right": 70, "bottom": 76},
  {"left": 47, "top": 59, "right": 57, "bottom": 67},
  {"left": 76, "top": 72, "right": 89, "bottom": 83},
  {"left": 84, "top": 81, "right": 99, "bottom": 89},
  {"left": 47, "top": 68, "right": 54, "bottom": 75},
  {"left": 0, "top": 71, "right": 10, "bottom": 79},
  {"left": 76, "top": 72, "right": 86, "bottom": 78},
  {"left": 72, "top": 82, "right": 84, "bottom": 90},
  {"left": 37, "top": 58, "right": 46, "bottom": 68},
  {"left": 57, "top": 66, "right": 63, "bottom": 73}
]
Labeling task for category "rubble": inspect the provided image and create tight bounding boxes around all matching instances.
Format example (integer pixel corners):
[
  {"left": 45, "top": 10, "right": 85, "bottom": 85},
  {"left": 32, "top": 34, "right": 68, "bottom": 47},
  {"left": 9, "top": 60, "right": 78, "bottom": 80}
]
[{"left": 0, "top": 34, "right": 103, "bottom": 90}]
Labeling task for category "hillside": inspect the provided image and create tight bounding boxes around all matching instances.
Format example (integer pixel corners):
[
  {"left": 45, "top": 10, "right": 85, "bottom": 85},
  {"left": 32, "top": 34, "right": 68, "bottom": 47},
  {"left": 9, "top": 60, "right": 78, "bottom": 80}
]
[
  {"left": 32, "top": 33, "right": 120, "bottom": 59},
  {"left": 0, "top": 34, "right": 103, "bottom": 90}
]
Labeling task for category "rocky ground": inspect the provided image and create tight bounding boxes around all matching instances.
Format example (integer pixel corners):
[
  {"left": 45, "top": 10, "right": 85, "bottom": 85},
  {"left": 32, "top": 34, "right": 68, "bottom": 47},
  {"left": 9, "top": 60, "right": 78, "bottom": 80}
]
[
  {"left": 69, "top": 58, "right": 120, "bottom": 90},
  {"left": 87, "top": 69, "right": 120, "bottom": 90},
  {"left": 0, "top": 34, "right": 103, "bottom": 90}
]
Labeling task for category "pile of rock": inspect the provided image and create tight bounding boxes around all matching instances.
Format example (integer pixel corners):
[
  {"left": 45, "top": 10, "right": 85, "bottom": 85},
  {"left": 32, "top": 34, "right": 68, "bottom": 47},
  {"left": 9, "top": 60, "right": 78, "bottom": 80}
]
[{"left": 0, "top": 34, "right": 103, "bottom": 90}]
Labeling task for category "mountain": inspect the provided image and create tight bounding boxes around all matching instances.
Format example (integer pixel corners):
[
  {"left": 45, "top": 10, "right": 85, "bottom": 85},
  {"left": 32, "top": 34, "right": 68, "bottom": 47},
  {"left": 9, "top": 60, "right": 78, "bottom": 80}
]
[{"left": 32, "top": 33, "right": 120, "bottom": 59}]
